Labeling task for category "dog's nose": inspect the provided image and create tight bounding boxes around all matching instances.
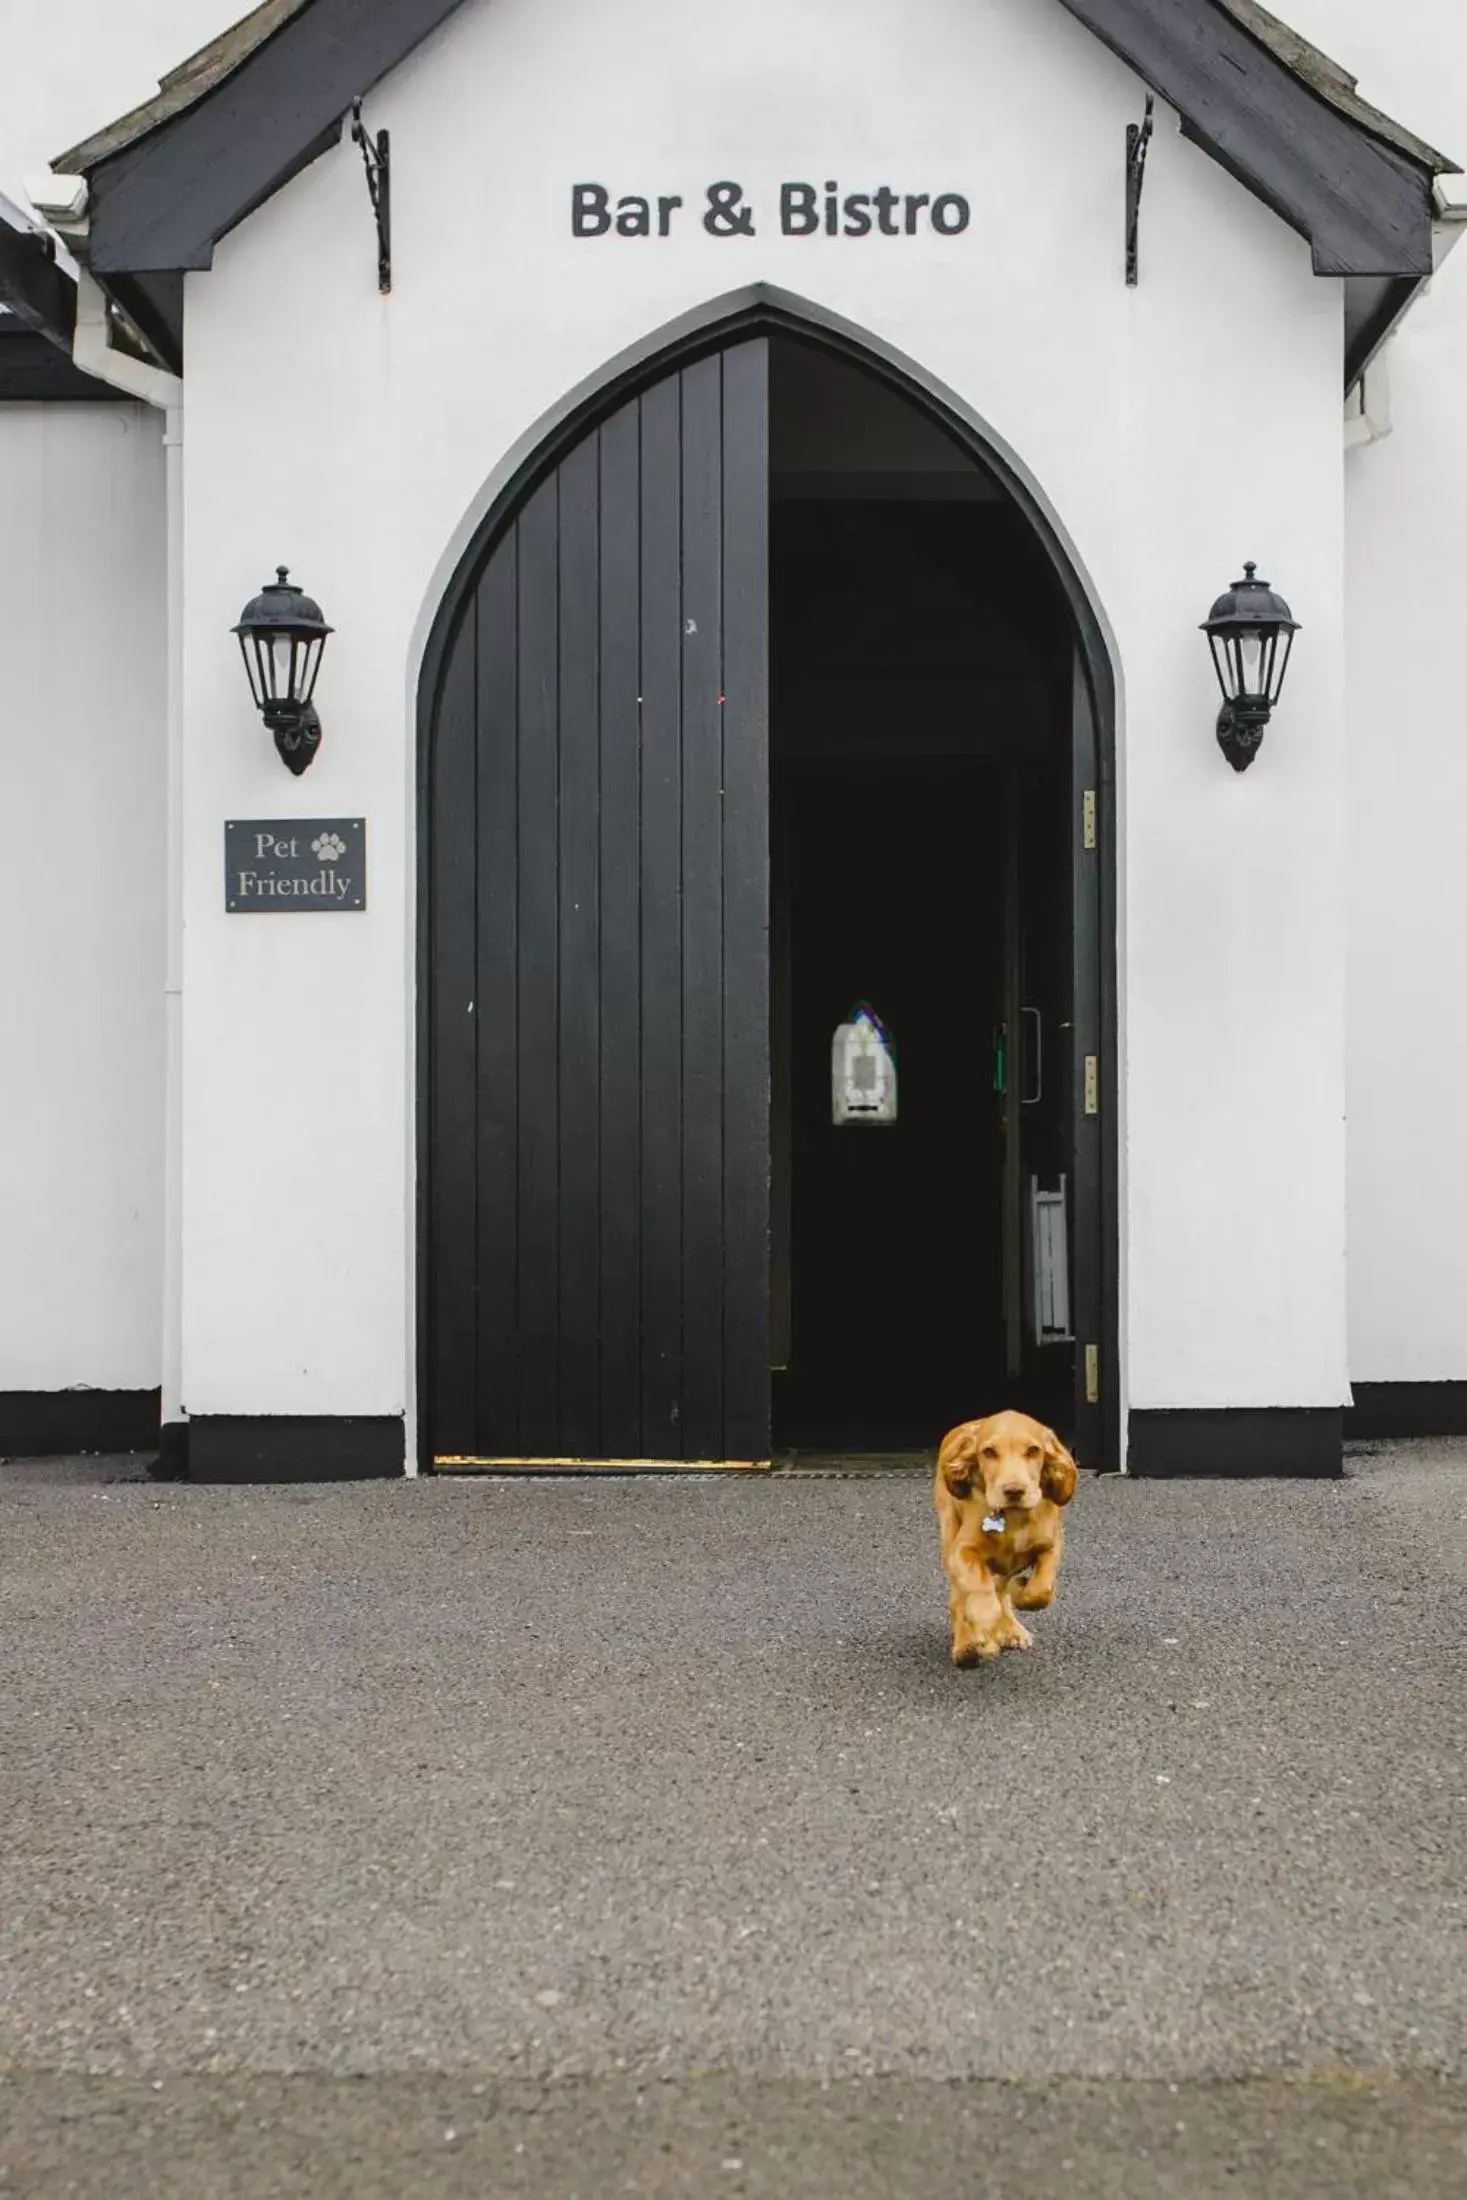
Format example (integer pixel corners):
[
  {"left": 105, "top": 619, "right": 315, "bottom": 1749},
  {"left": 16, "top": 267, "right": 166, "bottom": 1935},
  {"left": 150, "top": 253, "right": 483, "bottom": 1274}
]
[{"left": 1000, "top": 1481, "right": 1027, "bottom": 1503}]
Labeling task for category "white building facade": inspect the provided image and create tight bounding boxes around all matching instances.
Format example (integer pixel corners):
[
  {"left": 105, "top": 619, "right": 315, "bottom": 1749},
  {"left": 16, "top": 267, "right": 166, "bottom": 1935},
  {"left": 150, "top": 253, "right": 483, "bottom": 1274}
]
[{"left": 1, "top": 0, "right": 1463, "bottom": 1479}]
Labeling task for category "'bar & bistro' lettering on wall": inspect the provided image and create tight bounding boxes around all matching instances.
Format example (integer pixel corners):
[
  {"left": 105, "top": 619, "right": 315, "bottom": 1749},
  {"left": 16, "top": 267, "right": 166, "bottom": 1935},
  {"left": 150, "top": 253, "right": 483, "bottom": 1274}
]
[{"left": 572, "top": 180, "right": 972, "bottom": 239}]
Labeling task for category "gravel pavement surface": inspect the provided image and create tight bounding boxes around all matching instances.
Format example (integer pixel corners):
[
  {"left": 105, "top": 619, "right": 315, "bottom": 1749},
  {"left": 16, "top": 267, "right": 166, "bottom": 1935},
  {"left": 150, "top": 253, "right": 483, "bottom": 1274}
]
[{"left": 2, "top": 1442, "right": 1465, "bottom": 2194}]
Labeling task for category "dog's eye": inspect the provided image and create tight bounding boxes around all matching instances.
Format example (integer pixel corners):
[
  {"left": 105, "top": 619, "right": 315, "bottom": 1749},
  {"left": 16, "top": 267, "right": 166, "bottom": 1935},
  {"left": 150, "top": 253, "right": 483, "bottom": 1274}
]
[
  {"left": 981, "top": 1448, "right": 998, "bottom": 1462},
  {"left": 1026, "top": 1446, "right": 1040, "bottom": 1461}
]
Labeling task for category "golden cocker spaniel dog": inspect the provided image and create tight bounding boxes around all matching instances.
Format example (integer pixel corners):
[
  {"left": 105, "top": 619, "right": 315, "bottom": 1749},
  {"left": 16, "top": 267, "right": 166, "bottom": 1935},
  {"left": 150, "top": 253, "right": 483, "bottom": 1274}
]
[{"left": 934, "top": 1409, "right": 1078, "bottom": 1664}]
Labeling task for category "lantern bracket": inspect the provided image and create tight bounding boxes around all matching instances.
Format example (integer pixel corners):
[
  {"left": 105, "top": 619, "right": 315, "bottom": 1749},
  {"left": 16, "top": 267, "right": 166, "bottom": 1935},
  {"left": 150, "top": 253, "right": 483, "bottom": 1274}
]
[
  {"left": 264, "top": 701, "right": 323, "bottom": 777},
  {"left": 1125, "top": 95, "right": 1154, "bottom": 287},
  {"left": 1215, "top": 697, "right": 1270, "bottom": 774},
  {"left": 350, "top": 99, "right": 391, "bottom": 295}
]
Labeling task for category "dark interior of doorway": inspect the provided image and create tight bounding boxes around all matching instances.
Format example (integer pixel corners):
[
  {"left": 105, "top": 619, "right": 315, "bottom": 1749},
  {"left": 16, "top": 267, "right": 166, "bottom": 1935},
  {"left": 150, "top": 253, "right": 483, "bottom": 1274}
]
[{"left": 769, "top": 338, "right": 1077, "bottom": 1457}]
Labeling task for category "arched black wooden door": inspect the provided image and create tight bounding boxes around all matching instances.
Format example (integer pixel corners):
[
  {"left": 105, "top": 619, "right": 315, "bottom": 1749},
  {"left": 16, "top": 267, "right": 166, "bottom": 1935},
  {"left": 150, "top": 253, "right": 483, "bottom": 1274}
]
[{"left": 424, "top": 340, "right": 771, "bottom": 1464}]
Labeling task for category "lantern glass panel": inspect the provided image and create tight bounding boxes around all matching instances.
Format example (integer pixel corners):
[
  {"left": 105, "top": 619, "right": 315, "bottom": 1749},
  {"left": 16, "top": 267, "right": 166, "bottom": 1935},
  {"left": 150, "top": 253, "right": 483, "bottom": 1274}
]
[
  {"left": 1266, "top": 625, "right": 1294, "bottom": 705},
  {"left": 299, "top": 633, "right": 325, "bottom": 704},
  {"left": 237, "top": 633, "right": 265, "bottom": 711},
  {"left": 1208, "top": 631, "right": 1238, "bottom": 703},
  {"left": 274, "top": 635, "right": 300, "bottom": 703}
]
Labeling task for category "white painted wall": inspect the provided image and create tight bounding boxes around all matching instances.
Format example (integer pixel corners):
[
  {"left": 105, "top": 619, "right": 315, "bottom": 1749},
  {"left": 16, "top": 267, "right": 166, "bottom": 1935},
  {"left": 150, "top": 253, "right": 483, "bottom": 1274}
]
[
  {"left": 0, "top": 401, "right": 167, "bottom": 1391},
  {"left": 174, "top": 0, "right": 1350, "bottom": 1435},
  {"left": 1275, "top": 0, "right": 1467, "bottom": 1385}
]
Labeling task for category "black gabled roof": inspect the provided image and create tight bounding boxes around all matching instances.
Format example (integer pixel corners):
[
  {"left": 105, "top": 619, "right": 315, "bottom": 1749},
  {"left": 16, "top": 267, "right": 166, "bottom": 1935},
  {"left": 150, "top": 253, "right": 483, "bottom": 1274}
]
[
  {"left": 1060, "top": 0, "right": 1449, "bottom": 278},
  {"left": 0, "top": 211, "right": 123, "bottom": 397},
  {"left": 0, "top": 199, "right": 186, "bottom": 387},
  {"left": 47, "top": 0, "right": 1456, "bottom": 367},
  {"left": 55, "top": 1, "right": 312, "bottom": 173},
  {"left": 62, "top": 0, "right": 463, "bottom": 279},
  {"left": 0, "top": 213, "right": 77, "bottom": 350},
  {"left": 1215, "top": 0, "right": 1453, "bottom": 177},
  {"left": 0, "top": 314, "right": 120, "bottom": 401}
]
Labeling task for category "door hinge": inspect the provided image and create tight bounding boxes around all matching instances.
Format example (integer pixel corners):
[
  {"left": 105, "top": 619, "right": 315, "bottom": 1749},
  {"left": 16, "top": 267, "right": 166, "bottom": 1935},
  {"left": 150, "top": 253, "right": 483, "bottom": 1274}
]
[
  {"left": 1084, "top": 1055, "right": 1099, "bottom": 1114},
  {"left": 1082, "top": 789, "right": 1097, "bottom": 851},
  {"left": 1084, "top": 1343, "right": 1100, "bottom": 1404}
]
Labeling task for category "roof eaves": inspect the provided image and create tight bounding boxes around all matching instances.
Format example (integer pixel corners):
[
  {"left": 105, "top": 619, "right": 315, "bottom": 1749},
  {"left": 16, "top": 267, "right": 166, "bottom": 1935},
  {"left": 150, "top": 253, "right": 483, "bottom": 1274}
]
[
  {"left": 54, "top": 0, "right": 311, "bottom": 174},
  {"left": 0, "top": 206, "right": 78, "bottom": 352},
  {"left": 51, "top": 0, "right": 1458, "bottom": 292},
  {"left": 1215, "top": 0, "right": 1459, "bottom": 176}
]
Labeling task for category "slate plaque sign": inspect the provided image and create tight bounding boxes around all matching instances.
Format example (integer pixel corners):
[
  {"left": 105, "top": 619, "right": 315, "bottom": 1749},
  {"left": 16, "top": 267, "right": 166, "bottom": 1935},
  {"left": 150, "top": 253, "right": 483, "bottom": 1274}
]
[{"left": 225, "top": 818, "right": 366, "bottom": 912}]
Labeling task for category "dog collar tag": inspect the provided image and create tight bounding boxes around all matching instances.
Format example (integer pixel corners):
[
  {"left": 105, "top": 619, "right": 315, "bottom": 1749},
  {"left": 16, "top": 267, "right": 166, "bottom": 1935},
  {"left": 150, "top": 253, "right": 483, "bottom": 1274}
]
[{"left": 982, "top": 1513, "right": 1005, "bottom": 1534}]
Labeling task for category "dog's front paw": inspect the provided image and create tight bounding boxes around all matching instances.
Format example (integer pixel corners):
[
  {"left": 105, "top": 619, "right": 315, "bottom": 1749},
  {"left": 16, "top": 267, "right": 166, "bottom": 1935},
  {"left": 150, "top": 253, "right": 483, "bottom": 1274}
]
[
  {"left": 993, "top": 1615, "right": 1034, "bottom": 1652},
  {"left": 951, "top": 1633, "right": 1003, "bottom": 1666},
  {"left": 1012, "top": 1580, "right": 1053, "bottom": 1611}
]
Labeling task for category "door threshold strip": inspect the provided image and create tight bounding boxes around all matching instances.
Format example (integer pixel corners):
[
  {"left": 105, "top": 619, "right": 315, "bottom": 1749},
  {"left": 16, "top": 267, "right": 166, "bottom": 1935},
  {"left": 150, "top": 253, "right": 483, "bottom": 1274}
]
[{"left": 433, "top": 1455, "right": 772, "bottom": 1473}]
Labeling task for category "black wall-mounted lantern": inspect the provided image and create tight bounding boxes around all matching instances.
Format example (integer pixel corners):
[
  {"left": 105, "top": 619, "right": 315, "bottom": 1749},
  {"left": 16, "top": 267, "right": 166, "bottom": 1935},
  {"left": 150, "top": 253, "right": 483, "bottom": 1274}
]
[
  {"left": 233, "top": 567, "right": 333, "bottom": 776},
  {"left": 1201, "top": 562, "right": 1299, "bottom": 772}
]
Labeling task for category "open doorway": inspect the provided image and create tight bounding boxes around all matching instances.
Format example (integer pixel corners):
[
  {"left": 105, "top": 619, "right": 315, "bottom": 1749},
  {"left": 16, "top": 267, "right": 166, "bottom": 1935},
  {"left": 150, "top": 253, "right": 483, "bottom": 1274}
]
[
  {"left": 769, "top": 337, "right": 1090, "bottom": 1458},
  {"left": 419, "top": 308, "right": 1113, "bottom": 1475}
]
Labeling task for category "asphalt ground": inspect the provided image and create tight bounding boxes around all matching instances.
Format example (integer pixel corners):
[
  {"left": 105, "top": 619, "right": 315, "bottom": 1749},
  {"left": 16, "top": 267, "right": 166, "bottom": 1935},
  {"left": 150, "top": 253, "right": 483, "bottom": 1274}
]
[{"left": 2, "top": 1442, "right": 1465, "bottom": 2195}]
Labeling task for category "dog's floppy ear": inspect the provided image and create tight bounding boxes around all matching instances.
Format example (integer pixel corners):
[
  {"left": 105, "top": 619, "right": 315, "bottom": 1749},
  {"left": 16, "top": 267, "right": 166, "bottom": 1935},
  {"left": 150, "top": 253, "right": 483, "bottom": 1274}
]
[
  {"left": 938, "top": 1426, "right": 980, "bottom": 1499},
  {"left": 1041, "top": 1430, "right": 1078, "bottom": 1506}
]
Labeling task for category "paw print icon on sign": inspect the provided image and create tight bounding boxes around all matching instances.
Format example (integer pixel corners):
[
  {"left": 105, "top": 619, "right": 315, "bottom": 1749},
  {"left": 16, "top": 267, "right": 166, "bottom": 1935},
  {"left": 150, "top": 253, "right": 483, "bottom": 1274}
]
[{"left": 312, "top": 832, "right": 346, "bottom": 861}]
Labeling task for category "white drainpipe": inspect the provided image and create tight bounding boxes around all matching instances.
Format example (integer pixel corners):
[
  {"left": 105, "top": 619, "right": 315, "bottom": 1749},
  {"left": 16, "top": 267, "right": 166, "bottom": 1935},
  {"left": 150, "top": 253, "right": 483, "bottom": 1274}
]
[{"left": 73, "top": 273, "right": 187, "bottom": 1462}]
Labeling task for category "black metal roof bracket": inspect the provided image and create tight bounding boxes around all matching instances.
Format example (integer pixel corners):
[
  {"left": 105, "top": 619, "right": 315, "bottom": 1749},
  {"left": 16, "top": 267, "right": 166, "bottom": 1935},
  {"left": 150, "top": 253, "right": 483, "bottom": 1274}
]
[
  {"left": 350, "top": 98, "right": 390, "bottom": 294},
  {"left": 1126, "top": 94, "right": 1154, "bottom": 286}
]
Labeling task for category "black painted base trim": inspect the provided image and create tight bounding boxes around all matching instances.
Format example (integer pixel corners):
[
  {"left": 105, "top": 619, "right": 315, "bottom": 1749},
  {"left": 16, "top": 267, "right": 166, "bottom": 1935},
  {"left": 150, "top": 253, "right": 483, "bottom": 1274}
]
[
  {"left": 1127, "top": 1408, "right": 1342, "bottom": 1479},
  {"left": 148, "top": 1420, "right": 191, "bottom": 1481},
  {"left": 186, "top": 1416, "right": 405, "bottom": 1482},
  {"left": 0, "top": 1387, "right": 161, "bottom": 1459},
  {"left": 1345, "top": 1383, "right": 1467, "bottom": 1439}
]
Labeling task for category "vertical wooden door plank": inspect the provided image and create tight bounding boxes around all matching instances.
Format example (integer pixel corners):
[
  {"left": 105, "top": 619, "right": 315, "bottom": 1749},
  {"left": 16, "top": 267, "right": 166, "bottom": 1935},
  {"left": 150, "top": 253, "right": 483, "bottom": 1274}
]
[
  {"left": 719, "top": 337, "right": 772, "bottom": 1463},
  {"left": 638, "top": 376, "right": 686, "bottom": 1455},
  {"left": 678, "top": 353, "right": 727, "bottom": 1461},
  {"left": 428, "top": 607, "right": 480, "bottom": 1456},
  {"left": 597, "top": 402, "right": 645, "bottom": 1456},
  {"left": 514, "top": 474, "right": 562, "bottom": 1454},
  {"left": 1070, "top": 648, "right": 1104, "bottom": 1465},
  {"left": 473, "top": 534, "right": 522, "bottom": 1455},
  {"left": 555, "top": 432, "right": 603, "bottom": 1455}
]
